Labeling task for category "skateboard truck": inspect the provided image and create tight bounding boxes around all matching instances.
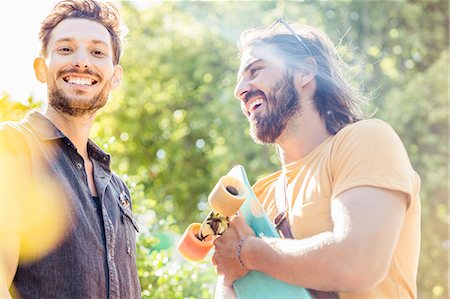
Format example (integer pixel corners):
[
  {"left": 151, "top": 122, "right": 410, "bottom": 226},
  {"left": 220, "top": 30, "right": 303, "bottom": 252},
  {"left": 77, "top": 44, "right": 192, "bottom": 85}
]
[{"left": 177, "top": 175, "right": 246, "bottom": 261}]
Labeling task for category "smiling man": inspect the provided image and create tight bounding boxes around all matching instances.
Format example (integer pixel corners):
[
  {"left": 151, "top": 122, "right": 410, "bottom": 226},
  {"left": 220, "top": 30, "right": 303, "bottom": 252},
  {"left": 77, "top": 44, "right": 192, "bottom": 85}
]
[
  {"left": 1, "top": 0, "right": 141, "bottom": 298},
  {"left": 212, "top": 20, "right": 421, "bottom": 299}
]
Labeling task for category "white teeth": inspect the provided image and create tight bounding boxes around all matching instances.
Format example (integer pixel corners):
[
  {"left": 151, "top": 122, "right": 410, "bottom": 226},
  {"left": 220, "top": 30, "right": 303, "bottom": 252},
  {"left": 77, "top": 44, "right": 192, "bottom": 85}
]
[
  {"left": 249, "top": 98, "right": 264, "bottom": 112},
  {"left": 66, "top": 76, "right": 94, "bottom": 86}
]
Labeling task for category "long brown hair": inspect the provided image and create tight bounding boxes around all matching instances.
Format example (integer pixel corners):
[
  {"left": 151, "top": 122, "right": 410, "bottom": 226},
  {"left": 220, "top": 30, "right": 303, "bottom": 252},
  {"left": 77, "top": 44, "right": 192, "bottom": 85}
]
[
  {"left": 239, "top": 23, "right": 369, "bottom": 135},
  {"left": 39, "top": 0, "right": 123, "bottom": 65}
]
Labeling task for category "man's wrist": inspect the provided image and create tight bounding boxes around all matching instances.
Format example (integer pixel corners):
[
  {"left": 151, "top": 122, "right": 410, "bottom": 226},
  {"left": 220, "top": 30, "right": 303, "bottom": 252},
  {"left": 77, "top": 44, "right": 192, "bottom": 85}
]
[
  {"left": 237, "top": 237, "right": 247, "bottom": 269},
  {"left": 240, "top": 236, "right": 259, "bottom": 271}
]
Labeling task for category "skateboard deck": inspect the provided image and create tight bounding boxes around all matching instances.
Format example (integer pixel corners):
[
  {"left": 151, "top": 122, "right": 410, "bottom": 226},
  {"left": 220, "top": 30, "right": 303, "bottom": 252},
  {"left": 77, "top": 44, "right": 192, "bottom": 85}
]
[{"left": 228, "top": 165, "right": 312, "bottom": 299}]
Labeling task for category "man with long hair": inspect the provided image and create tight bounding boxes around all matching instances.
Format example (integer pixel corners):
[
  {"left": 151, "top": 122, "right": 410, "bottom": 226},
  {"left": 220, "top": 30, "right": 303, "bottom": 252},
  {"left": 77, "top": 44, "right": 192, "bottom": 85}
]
[
  {"left": 1, "top": 1, "right": 141, "bottom": 297},
  {"left": 212, "top": 19, "right": 420, "bottom": 299}
]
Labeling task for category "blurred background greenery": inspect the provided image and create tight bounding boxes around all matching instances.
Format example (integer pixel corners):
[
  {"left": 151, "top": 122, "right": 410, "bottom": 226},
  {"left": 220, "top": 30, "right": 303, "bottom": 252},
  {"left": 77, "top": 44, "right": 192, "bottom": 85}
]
[{"left": 1, "top": 1, "right": 448, "bottom": 298}]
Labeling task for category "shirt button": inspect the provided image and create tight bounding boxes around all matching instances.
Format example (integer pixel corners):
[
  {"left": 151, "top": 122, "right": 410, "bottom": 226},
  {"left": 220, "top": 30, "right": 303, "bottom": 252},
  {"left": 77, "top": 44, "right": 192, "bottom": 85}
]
[{"left": 76, "top": 162, "right": 83, "bottom": 169}]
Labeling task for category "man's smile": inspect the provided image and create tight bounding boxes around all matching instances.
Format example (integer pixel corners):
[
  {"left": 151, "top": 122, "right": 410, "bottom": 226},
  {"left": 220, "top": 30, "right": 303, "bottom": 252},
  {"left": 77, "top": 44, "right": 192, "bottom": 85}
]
[
  {"left": 247, "top": 97, "right": 264, "bottom": 115},
  {"left": 57, "top": 67, "right": 101, "bottom": 88},
  {"left": 244, "top": 90, "right": 267, "bottom": 117},
  {"left": 62, "top": 75, "right": 98, "bottom": 86}
]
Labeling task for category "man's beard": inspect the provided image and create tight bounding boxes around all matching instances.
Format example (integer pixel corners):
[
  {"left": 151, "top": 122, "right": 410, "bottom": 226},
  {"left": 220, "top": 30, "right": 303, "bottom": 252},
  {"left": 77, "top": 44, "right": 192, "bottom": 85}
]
[
  {"left": 248, "top": 72, "right": 300, "bottom": 144},
  {"left": 48, "top": 75, "right": 111, "bottom": 117}
]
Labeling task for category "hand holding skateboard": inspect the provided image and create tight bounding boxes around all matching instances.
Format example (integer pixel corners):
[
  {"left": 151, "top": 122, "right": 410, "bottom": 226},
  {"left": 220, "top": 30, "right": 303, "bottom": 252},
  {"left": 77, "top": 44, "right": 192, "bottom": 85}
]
[
  {"left": 177, "top": 175, "right": 247, "bottom": 261},
  {"left": 177, "top": 165, "right": 313, "bottom": 299}
]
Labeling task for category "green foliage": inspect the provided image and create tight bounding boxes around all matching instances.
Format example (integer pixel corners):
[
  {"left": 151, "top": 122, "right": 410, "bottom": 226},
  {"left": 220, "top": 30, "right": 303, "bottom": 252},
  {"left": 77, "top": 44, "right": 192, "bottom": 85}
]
[
  {"left": 0, "top": 94, "right": 41, "bottom": 122},
  {"left": 135, "top": 230, "right": 215, "bottom": 299}
]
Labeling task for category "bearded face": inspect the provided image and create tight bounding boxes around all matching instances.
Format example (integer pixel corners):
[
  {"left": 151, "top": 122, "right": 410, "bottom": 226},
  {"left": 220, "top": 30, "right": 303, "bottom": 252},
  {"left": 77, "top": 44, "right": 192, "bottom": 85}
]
[
  {"left": 246, "top": 72, "right": 300, "bottom": 144},
  {"left": 37, "top": 18, "right": 121, "bottom": 118},
  {"left": 47, "top": 67, "right": 112, "bottom": 117}
]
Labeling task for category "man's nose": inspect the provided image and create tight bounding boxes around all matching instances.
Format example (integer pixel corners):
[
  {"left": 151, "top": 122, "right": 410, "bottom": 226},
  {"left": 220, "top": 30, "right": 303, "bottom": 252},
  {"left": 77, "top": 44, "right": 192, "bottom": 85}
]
[
  {"left": 73, "top": 50, "right": 90, "bottom": 69},
  {"left": 234, "top": 80, "right": 251, "bottom": 102}
]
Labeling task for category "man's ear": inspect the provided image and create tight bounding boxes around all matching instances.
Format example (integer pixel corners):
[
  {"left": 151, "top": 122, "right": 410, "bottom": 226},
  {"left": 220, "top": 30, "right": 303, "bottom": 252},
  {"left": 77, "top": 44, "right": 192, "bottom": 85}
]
[
  {"left": 110, "top": 65, "right": 123, "bottom": 90},
  {"left": 297, "top": 57, "right": 317, "bottom": 88},
  {"left": 34, "top": 57, "right": 48, "bottom": 83},
  {"left": 298, "top": 72, "right": 315, "bottom": 88}
]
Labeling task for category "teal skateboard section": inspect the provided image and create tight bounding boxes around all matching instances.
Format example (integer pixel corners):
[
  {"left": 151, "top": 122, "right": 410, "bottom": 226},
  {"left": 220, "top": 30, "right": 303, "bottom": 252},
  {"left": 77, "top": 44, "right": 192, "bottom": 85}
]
[{"left": 227, "top": 165, "right": 312, "bottom": 299}]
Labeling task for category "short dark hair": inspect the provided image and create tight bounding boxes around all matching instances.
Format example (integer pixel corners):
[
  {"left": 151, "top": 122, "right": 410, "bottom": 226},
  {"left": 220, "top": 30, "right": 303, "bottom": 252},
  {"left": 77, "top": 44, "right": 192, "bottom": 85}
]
[
  {"left": 39, "top": 0, "right": 123, "bottom": 65},
  {"left": 239, "top": 23, "right": 369, "bottom": 134}
]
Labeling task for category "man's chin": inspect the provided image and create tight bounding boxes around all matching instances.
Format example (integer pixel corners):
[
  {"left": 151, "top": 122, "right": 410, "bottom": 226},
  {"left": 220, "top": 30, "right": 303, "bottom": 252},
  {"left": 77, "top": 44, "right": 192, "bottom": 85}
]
[
  {"left": 48, "top": 88, "right": 109, "bottom": 117},
  {"left": 49, "top": 97, "right": 107, "bottom": 117},
  {"left": 50, "top": 104, "right": 100, "bottom": 117},
  {"left": 250, "top": 126, "right": 277, "bottom": 145}
]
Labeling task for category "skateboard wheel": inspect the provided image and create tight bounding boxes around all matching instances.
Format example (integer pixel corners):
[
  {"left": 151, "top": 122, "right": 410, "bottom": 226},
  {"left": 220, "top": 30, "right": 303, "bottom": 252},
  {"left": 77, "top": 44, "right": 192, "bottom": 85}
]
[
  {"left": 177, "top": 223, "right": 214, "bottom": 261},
  {"left": 208, "top": 175, "right": 246, "bottom": 217}
]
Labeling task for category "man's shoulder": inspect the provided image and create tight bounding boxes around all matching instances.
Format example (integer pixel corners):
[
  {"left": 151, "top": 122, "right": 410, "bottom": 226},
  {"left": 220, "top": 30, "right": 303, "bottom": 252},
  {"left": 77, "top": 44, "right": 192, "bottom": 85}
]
[
  {"left": 338, "top": 118, "right": 394, "bottom": 135},
  {"left": 0, "top": 112, "right": 42, "bottom": 139},
  {"left": 0, "top": 119, "right": 34, "bottom": 153},
  {"left": 1, "top": 119, "right": 27, "bottom": 134},
  {"left": 334, "top": 118, "right": 400, "bottom": 146}
]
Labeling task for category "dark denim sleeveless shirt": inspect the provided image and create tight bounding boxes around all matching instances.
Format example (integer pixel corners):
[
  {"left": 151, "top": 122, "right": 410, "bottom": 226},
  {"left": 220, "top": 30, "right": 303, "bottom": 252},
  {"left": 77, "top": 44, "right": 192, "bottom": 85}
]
[{"left": 2, "top": 111, "right": 141, "bottom": 299}]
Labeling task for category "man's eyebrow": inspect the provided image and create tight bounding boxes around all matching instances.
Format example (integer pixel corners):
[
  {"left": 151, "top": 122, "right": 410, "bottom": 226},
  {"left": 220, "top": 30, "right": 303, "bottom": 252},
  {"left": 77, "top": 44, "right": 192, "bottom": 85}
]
[
  {"left": 55, "top": 37, "right": 75, "bottom": 43},
  {"left": 243, "top": 59, "right": 263, "bottom": 73},
  {"left": 55, "top": 38, "right": 109, "bottom": 47},
  {"left": 91, "top": 39, "right": 109, "bottom": 47},
  {"left": 237, "top": 59, "right": 263, "bottom": 82}
]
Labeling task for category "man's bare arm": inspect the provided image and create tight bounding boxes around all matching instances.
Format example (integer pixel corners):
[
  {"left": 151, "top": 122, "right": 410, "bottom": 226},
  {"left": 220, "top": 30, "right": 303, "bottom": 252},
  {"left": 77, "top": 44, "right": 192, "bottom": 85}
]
[{"left": 240, "top": 186, "right": 407, "bottom": 293}]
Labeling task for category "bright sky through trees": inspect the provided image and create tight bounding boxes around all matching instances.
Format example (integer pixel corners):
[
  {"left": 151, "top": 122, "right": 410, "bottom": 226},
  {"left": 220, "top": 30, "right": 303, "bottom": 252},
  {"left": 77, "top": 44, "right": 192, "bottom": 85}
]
[{"left": 0, "top": 1, "right": 59, "bottom": 102}]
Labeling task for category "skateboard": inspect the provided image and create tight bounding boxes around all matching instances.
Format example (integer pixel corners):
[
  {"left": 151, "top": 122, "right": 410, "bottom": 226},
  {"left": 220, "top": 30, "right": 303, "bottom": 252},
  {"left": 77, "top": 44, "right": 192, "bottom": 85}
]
[
  {"left": 177, "top": 165, "right": 312, "bottom": 299},
  {"left": 177, "top": 174, "right": 247, "bottom": 261}
]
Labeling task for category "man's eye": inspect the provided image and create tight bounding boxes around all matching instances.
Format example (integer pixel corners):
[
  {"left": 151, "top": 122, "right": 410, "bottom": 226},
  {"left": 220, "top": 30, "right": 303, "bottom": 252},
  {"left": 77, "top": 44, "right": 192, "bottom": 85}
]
[
  {"left": 92, "top": 50, "right": 106, "bottom": 57},
  {"left": 250, "top": 67, "right": 262, "bottom": 76},
  {"left": 58, "top": 47, "right": 72, "bottom": 53}
]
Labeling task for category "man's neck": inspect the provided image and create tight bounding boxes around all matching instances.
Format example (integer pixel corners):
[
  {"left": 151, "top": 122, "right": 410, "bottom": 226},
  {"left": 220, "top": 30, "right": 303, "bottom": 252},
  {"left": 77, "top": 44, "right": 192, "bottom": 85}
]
[
  {"left": 44, "top": 105, "right": 95, "bottom": 160},
  {"left": 276, "top": 101, "right": 331, "bottom": 165}
]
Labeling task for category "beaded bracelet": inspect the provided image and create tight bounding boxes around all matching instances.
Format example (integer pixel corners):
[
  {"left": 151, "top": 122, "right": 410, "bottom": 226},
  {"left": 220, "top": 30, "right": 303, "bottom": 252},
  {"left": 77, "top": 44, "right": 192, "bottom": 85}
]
[{"left": 237, "top": 237, "right": 247, "bottom": 269}]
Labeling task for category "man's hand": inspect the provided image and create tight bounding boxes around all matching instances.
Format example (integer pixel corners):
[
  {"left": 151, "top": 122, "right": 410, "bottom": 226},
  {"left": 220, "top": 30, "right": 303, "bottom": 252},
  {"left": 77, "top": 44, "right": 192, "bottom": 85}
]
[{"left": 212, "top": 215, "right": 255, "bottom": 287}]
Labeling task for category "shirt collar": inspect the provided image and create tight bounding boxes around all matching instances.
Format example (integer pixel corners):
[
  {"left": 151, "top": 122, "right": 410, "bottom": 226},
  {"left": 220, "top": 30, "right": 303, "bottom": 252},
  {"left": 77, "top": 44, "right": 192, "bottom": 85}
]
[
  {"left": 88, "top": 139, "right": 111, "bottom": 166},
  {"left": 24, "top": 110, "right": 65, "bottom": 141},
  {"left": 25, "top": 110, "right": 111, "bottom": 167}
]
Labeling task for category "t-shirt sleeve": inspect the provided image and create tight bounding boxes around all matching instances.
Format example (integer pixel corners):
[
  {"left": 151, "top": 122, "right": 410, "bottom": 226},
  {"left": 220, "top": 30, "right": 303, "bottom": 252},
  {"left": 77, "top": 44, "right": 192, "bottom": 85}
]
[{"left": 330, "top": 119, "right": 420, "bottom": 210}]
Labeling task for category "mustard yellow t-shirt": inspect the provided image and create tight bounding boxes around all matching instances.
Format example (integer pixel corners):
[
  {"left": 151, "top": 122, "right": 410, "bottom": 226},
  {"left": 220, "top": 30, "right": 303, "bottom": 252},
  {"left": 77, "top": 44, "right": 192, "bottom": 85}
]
[{"left": 252, "top": 119, "right": 421, "bottom": 299}]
